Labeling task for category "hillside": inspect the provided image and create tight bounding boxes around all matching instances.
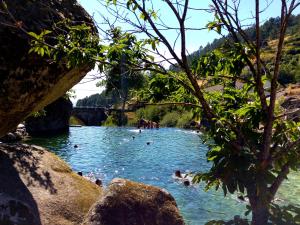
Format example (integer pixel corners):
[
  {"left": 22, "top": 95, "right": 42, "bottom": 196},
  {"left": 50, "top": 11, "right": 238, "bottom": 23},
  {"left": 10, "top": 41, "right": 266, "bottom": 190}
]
[
  {"left": 172, "top": 14, "right": 300, "bottom": 83},
  {"left": 263, "top": 34, "right": 300, "bottom": 84}
]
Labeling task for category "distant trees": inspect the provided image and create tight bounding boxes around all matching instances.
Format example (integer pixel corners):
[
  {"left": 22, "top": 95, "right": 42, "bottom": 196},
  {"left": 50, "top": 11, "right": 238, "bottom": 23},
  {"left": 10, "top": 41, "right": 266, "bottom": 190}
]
[{"left": 76, "top": 92, "right": 118, "bottom": 107}]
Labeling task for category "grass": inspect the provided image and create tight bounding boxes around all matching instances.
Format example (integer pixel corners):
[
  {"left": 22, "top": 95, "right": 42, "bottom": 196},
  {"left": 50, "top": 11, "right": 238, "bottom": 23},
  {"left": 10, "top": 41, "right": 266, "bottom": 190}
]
[{"left": 69, "top": 116, "right": 85, "bottom": 126}]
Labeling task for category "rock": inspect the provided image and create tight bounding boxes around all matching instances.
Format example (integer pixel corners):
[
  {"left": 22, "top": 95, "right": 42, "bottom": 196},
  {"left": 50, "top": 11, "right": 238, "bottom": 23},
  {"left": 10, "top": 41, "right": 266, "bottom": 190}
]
[
  {"left": 0, "top": 132, "right": 21, "bottom": 143},
  {"left": 281, "top": 97, "right": 300, "bottom": 122},
  {"left": 0, "top": 144, "right": 102, "bottom": 225},
  {"left": 0, "top": 123, "right": 28, "bottom": 143},
  {"left": 83, "top": 178, "right": 185, "bottom": 225},
  {"left": 0, "top": 0, "right": 95, "bottom": 137},
  {"left": 25, "top": 97, "right": 73, "bottom": 136}
]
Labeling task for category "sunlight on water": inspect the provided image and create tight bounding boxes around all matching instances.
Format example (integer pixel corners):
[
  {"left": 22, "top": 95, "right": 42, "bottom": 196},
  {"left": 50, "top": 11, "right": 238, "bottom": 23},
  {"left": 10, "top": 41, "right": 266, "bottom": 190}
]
[{"left": 26, "top": 127, "right": 299, "bottom": 225}]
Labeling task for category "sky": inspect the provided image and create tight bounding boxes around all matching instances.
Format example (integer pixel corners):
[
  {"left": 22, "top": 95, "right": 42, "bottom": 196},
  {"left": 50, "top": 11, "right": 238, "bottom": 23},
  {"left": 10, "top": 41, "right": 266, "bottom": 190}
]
[{"left": 72, "top": 0, "right": 300, "bottom": 104}]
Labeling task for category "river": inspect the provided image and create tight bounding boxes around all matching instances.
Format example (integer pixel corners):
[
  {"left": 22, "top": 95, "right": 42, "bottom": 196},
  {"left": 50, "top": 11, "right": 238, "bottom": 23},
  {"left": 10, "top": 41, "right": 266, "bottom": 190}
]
[{"left": 25, "top": 127, "right": 300, "bottom": 225}]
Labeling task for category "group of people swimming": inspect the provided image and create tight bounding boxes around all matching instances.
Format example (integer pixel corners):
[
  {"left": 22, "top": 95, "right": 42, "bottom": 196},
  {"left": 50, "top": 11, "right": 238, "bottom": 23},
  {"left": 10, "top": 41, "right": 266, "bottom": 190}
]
[
  {"left": 174, "top": 170, "right": 192, "bottom": 186},
  {"left": 137, "top": 119, "right": 160, "bottom": 129}
]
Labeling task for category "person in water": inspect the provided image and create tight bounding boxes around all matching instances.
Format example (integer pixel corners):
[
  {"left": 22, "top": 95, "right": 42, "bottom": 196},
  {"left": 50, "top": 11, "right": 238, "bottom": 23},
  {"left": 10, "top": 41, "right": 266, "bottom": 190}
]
[
  {"left": 175, "top": 170, "right": 182, "bottom": 178},
  {"left": 174, "top": 170, "right": 192, "bottom": 186},
  {"left": 183, "top": 180, "right": 190, "bottom": 186},
  {"left": 95, "top": 179, "right": 102, "bottom": 186}
]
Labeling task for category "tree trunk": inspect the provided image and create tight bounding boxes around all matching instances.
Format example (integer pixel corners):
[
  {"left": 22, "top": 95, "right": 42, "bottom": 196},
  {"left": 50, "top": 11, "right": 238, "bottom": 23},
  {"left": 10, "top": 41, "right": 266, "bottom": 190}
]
[
  {"left": 251, "top": 202, "right": 269, "bottom": 225},
  {"left": 247, "top": 183, "right": 270, "bottom": 225},
  {"left": 120, "top": 95, "right": 127, "bottom": 126}
]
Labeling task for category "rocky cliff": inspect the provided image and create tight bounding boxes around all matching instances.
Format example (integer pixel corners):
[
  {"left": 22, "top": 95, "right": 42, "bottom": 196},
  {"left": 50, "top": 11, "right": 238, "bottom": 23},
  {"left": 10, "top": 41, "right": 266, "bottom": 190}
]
[
  {"left": 26, "top": 97, "right": 73, "bottom": 136},
  {"left": 0, "top": 0, "right": 95, "bottom": 137}
]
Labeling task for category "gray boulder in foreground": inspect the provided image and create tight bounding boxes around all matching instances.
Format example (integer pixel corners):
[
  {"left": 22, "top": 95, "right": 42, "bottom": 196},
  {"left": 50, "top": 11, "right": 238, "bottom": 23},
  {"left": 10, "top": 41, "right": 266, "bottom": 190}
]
[{"left": 83, "top": 178, "right": 185, "bottom": 225}]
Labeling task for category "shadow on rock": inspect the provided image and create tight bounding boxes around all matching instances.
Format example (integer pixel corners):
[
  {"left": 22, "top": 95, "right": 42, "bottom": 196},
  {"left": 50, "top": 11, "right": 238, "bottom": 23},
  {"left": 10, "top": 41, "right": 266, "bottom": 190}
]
[
  {"left": 2, "top": 144, "right": 57, "bottom": 194},
  {"left": 0, "top": 143, "right": 102, "bottom": 225},
  {"left": 0, "top": 144, "right": 43, "bottom": 225}
]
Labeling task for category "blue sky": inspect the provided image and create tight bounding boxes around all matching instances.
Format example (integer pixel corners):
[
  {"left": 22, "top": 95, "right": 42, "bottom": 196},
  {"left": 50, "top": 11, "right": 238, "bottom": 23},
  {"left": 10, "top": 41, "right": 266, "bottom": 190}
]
[{"left": 72, "top": 0, "right": 300, "bottom": 103}]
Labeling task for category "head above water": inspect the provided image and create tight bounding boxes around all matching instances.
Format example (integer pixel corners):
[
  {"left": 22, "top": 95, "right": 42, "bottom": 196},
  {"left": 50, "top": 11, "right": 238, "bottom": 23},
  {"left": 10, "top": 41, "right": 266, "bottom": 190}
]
[
  {"left": 175, "top": 170, "right": 181, "bottom": 177},
  {"left": 95, "top": 179, "right": 102, "bottom": 186},
  {"left": 183, "top": 180, "right": 190, "bottom": 186}
]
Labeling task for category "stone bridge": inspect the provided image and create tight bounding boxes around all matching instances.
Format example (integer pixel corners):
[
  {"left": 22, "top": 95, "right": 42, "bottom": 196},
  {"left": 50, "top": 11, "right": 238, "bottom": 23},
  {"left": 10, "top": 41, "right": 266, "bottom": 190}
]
[{"left": 72, "top": 107, "right": 108, "bottom": 126}]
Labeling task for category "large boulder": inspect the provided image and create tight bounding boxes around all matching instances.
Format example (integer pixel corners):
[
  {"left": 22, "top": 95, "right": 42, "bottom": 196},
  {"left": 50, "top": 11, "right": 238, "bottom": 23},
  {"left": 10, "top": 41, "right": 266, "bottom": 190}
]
[
  {"left": 0, "top": 144, "right": 102, "bottom": 225},
  {"left": 0, "top": 0, "right": 95, "bottom": 137},
  {"left": 83, "top": 178, "right": 185, "bottom": 225},
  {"left": 0, "top": 124, "right": 28, "bottom": 143},
  {"left": 25, "top": 97, "right": 73, "bottom": 136}
]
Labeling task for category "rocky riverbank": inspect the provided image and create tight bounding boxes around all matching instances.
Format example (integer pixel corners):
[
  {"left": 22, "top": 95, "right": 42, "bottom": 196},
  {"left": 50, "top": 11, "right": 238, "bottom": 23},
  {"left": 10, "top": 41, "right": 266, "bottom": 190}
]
[
  {"left": 0, "top": 144, "right": 185, "bottom": 225},
  {"left": 0, "top": 144, "right": 102, "bottom": 225}
]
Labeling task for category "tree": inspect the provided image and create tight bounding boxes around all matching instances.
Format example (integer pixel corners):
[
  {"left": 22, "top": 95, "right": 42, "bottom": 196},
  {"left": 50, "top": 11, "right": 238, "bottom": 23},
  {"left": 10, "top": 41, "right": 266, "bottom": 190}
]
[
  {"left": 101, "top": 0, "right": 300, "bottom": 224},
  {"left": 14, "top": 0, "right": 300, "bottom": 223},
  {"left": 98, "top": 27, "right": 147, "bottom": 124}
]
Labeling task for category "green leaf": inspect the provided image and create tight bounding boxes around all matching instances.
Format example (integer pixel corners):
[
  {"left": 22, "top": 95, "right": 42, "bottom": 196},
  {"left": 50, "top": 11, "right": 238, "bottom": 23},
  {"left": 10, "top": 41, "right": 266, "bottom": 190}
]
[{"left": 28, "top": 32, "right": 38, "bottom": 39}]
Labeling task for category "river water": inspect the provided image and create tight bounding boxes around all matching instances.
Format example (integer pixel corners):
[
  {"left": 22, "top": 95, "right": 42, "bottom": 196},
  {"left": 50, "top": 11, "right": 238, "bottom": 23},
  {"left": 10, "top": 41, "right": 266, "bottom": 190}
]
[{"left": 26, "top": 127, "right": 300, "bottom": 225}]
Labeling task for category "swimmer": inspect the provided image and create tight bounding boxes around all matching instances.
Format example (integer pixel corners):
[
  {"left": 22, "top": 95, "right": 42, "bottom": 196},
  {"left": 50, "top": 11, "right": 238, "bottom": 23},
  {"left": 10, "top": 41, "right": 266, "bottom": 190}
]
[
  {"left": 175, "top": 170, "right": 182, "bottom": 178},
  {"left": 95, "top": 179, "right": 102, "bottom": 186},
  {"left": 139, "top": 129, "right": 142, "bottom": 133},
  {"left": 183, "top": 180, "right": 190, "bottom": 186},
  {"left": 147, "top": 142, "right": 150, "bottom": 145},
  {"left": 74, "top": 144, "right": 78, "bottom": 148},
  {"left": 132, "top": 136, "right": 135, "bottom": 140}
]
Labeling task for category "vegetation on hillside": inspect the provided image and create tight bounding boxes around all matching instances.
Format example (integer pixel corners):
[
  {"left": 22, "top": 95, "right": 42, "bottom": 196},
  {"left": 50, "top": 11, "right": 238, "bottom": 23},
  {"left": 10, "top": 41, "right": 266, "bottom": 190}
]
[
  {"left": 76, "top": 91, "right": 120, "bottom": 107},
  {"left": 183, "top": 14, "right": 300, "bottom": 84}
]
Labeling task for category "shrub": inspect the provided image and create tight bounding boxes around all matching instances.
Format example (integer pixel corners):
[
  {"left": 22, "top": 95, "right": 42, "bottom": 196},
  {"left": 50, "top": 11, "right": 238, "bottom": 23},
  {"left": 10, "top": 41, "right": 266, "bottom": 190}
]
[
  {"left": 176, "top": 111, "right": 194, "bottom": 128},
  {"left": 160, "top": 111, "right": 180, "bottom": 127},
  {"left": 103, "top": 115, "right": 118, "bottom": 126},
  {"left": 136, "top": 106, "right": 169, "bottom": 122},
  {"left": 69, "top": 116, "right": 85, "bottom": 126}
]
